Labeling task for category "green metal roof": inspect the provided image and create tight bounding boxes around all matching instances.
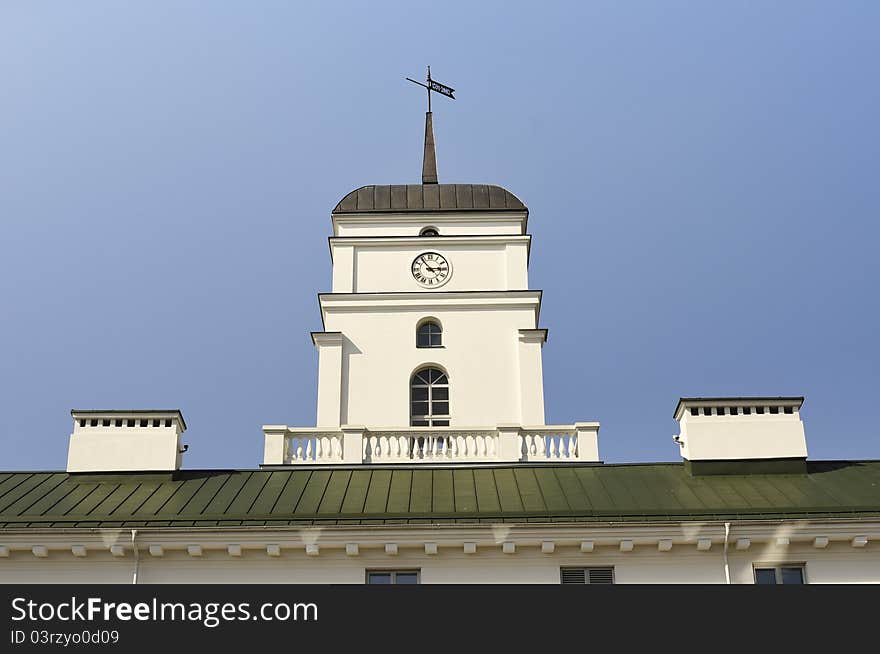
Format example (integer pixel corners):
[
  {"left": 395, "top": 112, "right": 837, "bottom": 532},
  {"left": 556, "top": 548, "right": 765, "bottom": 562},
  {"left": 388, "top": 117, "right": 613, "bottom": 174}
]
[{"left": 1, "top": 462, "right": 879, "bottom": 528}]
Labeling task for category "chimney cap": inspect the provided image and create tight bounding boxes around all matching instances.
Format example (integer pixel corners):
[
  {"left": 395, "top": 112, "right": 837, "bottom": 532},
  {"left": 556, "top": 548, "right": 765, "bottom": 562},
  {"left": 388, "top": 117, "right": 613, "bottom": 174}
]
[
  {"left": 71, "top": 409, "right": 187, "bottom": 431},
  {"left": 674, "top": 397, "right": 804, "bottom": 421}
]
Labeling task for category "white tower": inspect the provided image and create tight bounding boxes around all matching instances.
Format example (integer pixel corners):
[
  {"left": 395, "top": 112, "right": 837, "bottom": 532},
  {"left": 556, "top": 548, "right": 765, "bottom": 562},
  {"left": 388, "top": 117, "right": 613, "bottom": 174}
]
[
  {"left": 262, "top": 111, "right": 599, "bottom": 465},
  {"left": 316, "top": 116, "right": 544, "bottom": 429}
]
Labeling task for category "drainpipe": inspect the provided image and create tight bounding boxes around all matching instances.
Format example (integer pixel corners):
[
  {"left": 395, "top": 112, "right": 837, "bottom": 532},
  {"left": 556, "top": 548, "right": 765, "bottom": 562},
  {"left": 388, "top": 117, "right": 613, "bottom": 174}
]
[
  {"left": 723, "top": 522, "right": 731, "bottom": 584},
  {"left": 131, "top": 529, "right": 139, "bottom": 585}
]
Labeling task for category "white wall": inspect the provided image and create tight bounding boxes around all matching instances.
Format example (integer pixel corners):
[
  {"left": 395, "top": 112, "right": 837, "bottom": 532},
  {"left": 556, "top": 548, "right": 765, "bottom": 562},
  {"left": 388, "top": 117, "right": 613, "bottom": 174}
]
[
  {"left": 319, "top": 302, "right": 543, "bottom": 427},
  {"left": 330, "top": 238, "right": 530, "bottom": 293},
  {"left": 3, "top": 535, "right": 876, "bottom": 584}
]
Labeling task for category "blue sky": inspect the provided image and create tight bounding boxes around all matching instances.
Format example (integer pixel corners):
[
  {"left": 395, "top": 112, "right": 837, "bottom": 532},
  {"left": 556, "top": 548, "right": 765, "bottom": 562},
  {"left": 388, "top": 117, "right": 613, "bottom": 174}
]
[{"left": 1, "top": 2, "right": 878, "bottom": 470}]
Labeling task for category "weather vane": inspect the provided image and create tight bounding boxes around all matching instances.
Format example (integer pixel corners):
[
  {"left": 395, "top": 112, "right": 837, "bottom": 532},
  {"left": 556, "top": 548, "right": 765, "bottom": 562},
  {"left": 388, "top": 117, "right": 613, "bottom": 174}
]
[{"left": 406, "top": 66, "right": 455, "bottom": 112}]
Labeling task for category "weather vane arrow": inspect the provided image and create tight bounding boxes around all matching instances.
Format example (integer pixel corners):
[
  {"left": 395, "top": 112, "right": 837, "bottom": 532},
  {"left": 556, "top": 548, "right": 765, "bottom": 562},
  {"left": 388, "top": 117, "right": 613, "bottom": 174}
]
[
  {"left": 406, "top": 66, "right": 454, "bottom": 184},
  {"left": 406, "top": 65, "right": 455, "bottom": 112}
]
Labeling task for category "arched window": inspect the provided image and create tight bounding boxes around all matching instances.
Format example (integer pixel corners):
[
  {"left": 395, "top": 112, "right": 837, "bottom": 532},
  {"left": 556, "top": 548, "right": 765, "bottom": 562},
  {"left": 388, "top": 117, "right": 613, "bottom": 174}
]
[
  {"left": 420, "top": 227, "right": 439, "bottom": 236},
  {"left": 410, "top": 368, "right": 449, "bottom": 426},
  {"left": 416, "top": 320, "right": 442, "bottom": 348}
]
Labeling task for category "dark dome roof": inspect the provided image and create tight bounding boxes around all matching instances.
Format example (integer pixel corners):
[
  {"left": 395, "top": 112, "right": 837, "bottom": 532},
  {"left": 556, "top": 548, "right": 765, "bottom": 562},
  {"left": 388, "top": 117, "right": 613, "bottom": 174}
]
[{"left": 332, "top": 184, "right": 526, "bottom": 214}]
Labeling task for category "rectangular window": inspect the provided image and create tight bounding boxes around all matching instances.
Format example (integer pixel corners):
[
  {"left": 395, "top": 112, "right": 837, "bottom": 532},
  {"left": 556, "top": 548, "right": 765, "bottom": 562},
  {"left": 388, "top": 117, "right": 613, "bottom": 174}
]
[
  {"left": 560, "top": 567, "right": 614, "bottom": 585},
  {"left": 754, "top": 565, "right": 806, "bottom": 584},
  {"left": 367, "top": 570, "right": 420, "bottom": 585}
]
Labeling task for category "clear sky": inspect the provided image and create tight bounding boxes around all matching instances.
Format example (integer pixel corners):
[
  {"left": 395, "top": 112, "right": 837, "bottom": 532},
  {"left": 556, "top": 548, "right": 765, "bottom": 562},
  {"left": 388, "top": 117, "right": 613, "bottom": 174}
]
[{"left": 1, "top": 2, "right": 878, "bottom": 470}]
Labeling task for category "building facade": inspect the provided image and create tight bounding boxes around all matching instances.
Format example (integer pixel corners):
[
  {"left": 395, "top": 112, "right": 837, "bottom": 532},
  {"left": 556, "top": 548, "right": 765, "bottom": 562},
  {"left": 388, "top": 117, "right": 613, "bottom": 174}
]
[{"left": 1, "top": 111, "right": 878, "bottom": 584}]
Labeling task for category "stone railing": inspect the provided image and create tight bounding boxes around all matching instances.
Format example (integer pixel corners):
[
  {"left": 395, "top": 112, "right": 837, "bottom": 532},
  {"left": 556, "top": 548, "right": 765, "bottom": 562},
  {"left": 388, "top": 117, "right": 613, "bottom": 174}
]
[{"left": 262, "top": 423, "right": 600, "bottom": 465}]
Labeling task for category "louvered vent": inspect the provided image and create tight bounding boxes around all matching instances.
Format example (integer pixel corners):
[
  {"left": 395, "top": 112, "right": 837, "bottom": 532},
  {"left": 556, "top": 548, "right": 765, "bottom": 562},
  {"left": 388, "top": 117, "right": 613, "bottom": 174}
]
[
  {"left": 560, "top": 567, "right": 614, "bottom": 585},
  {"left": 588, "top": 567, "right": 614, "bottom": 584}
]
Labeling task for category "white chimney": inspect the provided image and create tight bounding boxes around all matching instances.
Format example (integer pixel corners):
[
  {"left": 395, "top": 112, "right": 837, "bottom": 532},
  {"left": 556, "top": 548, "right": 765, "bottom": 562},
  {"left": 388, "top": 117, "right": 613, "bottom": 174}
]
[
  {"left": 673, "top": 397, "right": 807, "bottom": 462},
  {"left": 67, "top": 410, "right": 187, "bottom": 473}
]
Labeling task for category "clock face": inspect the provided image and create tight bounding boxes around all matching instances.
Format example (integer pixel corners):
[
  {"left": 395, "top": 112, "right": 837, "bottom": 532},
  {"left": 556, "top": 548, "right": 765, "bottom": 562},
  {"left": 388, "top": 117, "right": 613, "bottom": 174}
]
[{"left": 411, "top": 252, "right": 451, "bottom": 288}]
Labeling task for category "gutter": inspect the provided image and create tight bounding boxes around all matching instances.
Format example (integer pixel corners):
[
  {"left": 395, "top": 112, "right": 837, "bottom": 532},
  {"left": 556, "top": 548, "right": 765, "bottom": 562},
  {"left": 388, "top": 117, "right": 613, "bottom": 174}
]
[
  {"left": 723, "top": 522, "right": 731, "bottom": 584},
  {"left": 131, "top": 529, "right": 139, "bottom": 585}
]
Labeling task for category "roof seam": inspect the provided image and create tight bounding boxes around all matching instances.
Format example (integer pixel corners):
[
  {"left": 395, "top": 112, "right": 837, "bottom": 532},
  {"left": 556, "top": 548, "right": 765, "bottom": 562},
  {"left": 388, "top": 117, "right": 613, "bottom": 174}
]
[
  {"left": 10, "top": 474, "right": 68, "bottom": 516},
  {"left": 267, "top": 471, "right": 294, "bottom": 515}
]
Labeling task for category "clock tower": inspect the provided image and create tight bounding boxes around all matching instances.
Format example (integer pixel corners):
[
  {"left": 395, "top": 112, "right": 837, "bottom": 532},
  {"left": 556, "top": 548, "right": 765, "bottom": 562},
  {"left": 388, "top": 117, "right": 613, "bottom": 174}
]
[{"left": 262, "top": 110, "right": 599, "bottom": 464}]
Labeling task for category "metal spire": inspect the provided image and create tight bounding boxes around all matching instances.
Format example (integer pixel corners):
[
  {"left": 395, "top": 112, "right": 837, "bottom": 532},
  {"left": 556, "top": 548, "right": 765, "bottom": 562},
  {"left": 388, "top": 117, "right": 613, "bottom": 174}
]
[
  {"left": 422, "top": 110, "right": 438, "bottom": 184},
  {"left": 406, "top": 66, "right": 455, "bottom": 185}
]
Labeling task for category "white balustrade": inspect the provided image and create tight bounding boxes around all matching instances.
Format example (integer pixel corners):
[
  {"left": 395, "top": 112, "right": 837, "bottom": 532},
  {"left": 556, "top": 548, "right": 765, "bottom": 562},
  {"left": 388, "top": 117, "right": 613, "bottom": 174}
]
[
  {"left": 519, "top": 427, "right": 579, "bottom": 461},
  {"left": 284, "top": 430, "right": 344, "bottom": 463},
  {"left": 362, "top": 429, "right": 498, "bottom": 463},
  {"left": 270, "top": 423, "right": 600, "bottom": 465}
]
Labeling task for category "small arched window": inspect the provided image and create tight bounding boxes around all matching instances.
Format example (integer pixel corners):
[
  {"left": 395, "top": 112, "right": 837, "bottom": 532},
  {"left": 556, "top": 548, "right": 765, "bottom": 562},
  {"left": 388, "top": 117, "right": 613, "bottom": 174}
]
[
  {"left": 420, "top": 227, "right": 439, "bottom": 237},
  {"left": 410, "top": 368, "right": 449, "bottom": 426},
  {"left": 416, "top": 320, "right": 442, "bottom": 348}
]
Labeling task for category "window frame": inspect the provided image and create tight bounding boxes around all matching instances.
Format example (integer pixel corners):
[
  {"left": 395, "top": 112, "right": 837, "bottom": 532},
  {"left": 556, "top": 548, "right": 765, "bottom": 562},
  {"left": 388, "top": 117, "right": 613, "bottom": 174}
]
[
  {"left": 416, "top": 319, "right": 443, "bottom": 348},
  {"left": 410, "top": 367, "right": 449, "bottom": 427},
  {"left": 753, "top": 563, "right": 807, "bottom": 585},
  {"left": 366, "top": 569, "right": 421, "bottom": 585},
  {"left": 419, "top": 227, "right": 439, "bottom": 237}
]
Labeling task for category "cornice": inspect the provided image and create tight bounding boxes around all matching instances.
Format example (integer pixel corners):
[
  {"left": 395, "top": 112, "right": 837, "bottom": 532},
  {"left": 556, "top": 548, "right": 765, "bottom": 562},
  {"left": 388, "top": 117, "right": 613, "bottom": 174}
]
[{"left": 317, "top": 290, "right": 543, "bottom": 329}]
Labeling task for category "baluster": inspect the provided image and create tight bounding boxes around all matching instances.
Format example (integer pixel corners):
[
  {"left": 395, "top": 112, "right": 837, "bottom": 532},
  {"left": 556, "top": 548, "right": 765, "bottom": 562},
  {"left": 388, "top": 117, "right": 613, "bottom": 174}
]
[
  {"left": 374, "top": 435, "right": 383, "bottom": 461},
  {"left": 324, "top": 435, "right": 333, "bottom": 460}
]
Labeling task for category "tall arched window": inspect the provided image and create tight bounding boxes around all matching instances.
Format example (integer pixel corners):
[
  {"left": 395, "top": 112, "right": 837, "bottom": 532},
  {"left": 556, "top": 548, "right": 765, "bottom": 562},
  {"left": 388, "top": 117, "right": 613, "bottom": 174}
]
[
  {"left": 410, "top": 368, "right": 449, "bottom": 426},
  {"left": 416, "top": 320, "right": 442, "bottom": 348}
]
